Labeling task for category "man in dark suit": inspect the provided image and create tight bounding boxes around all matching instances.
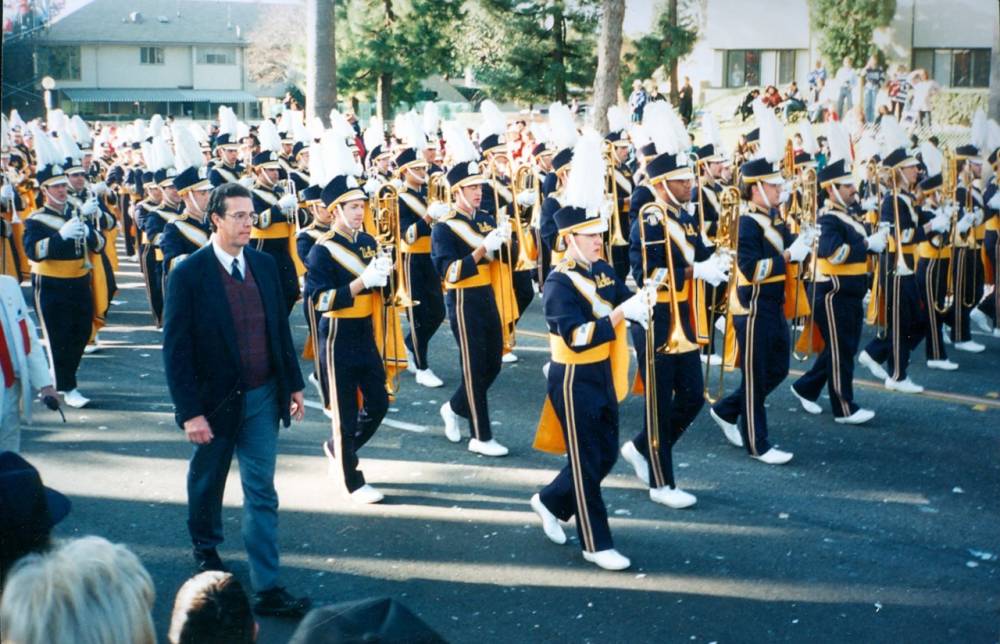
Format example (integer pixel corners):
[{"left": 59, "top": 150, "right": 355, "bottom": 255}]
[{"left": 163, "top": 182, "right": 310, "bottom": 618}]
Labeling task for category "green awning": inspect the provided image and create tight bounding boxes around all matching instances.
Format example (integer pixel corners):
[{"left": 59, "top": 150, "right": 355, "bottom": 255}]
[{"left": 63, "top": 88, "right": 260, "bottom": 103}]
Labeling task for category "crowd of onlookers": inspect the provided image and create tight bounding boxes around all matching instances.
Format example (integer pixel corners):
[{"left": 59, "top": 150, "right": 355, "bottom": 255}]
[{"left": 627, "top": 55, "right": 941, "bottom": 133}]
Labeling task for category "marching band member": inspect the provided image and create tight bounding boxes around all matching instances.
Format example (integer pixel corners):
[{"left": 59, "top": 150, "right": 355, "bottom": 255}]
[
  {"left": 305, "top": 134, "right": 392, "bottom": 504},
  {"left": 709, "top": 103, "right": 816, "bottom": 464},
  {"left": 209, "top": 107, "right": 247, "bottom": 187},
  {"left": 619, "top": 102, "right": 730, "bottom": 506},
  {"left": 394, "top": 112, "right": 448, "bottom": 388},
  {"left": 1, "top": 118, "right": 26, "bottom": 281},
  {"left": 141, "top": 137, "right": 183, "bottom": 327},
  {"left": 433, "top": 123, "right": 514, "bottom": 457},
  {"left": 948, "top": 123, "right": 987, "bottom": 353},
  {"left": 914, "top": 142, "right": 970, "bottom": 371},
  {"left": 859, "top": 117, "right": 948, "bottom": 392},
  {"left": 296, "top": 140, "right": 334, "bottom": 382},
  {"left": 790, "top": 122, "right": 888, "bottom": 424},
  {"left": 530, "top": 130, "right": 651, "bottom": 571},
  {"left": 24, "top": 124, "right": 103, "bottom": 409},
  {"left": 539, "top": 103, "right": 577, "bottom": 284},
  {"left": 249, "top": 120, "right": 300, "bottom": 314},
  {"left": 973, "top": 122, "right": 1000, "bottom": 336},
  {"left": 604, "top": 106, "right": 633, "bottom": 282},
  {"left": 161, "top": 124, "right": 213, "bottom": 277}
]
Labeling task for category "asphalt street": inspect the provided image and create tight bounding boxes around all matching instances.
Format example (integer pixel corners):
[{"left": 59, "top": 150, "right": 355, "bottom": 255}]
[{"left": 16, "top": 249, "right": 1000, "bottom": 643}]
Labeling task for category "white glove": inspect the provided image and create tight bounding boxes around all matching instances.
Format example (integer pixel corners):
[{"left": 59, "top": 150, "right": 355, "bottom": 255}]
[
  {"left": 956, "top": 211, "right": 976, "bottom": 235},
  {"left": 599, "top": 198, "right": 614, "bottom": 222},
  {"left": 277, "top": 193, "right": 298, "bottom": 213},
  {"left": 91, "top": 181, "right": 108, "bottom": 196},
  {"left": 360, "top": 256, "right": 391, "bottom": 289},
  {"left": 866, "top": 229, "right": 889, "bottom": 253},
  {"left": 362, "top": 177, "right": 381, "bottom": 195},
  {"left": 0, "top": 184, "right": 13, "bottom": 204},
  {"left": 79, "top": 199, "right": 99, "bottom": 217},
  {"left": 929, "top": 212, "right": 950, "bottom": 234},
  {"left": 619, "top": 287, "right": 653, "bottom": 329},
  {"left": 988, "top": 191, "right": 1000, "bottom": 210},
  {"left": 58, "top": 217, "right": 86, "bottom": 241},
  {"left": 390, "top": 178, "right": 404, "bottom": 190},
  {"left": 786, "top": 234, "right": 812, "bottom": 263},
  {"left": 516, "top": 190, "right": 537, "bottom": 207},
  {"left": 861, "top": 196, "right": 878, "bottom": 211},
  {"left": 483, "top": 228, "right": 506, "bottom": 253},
  {"left": 972, "top": 208, "right": 984, "bottom": 226},
  {"left": 238, "top": 176, "right": 255, "bottom": 188},
  {"left": 693, "top": 255, "right": 729, "bottom": 287},
  {"left": 427, "top": 202, "right": 450, "bottom": 220}
]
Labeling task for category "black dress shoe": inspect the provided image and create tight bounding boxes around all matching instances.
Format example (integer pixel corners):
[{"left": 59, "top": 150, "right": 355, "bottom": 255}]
[
  {"left": 253, "top": 586, "right": 311, "bottom": 618},
  {"left": 193, "top": 548, "right": 229, "bottom": 573}
]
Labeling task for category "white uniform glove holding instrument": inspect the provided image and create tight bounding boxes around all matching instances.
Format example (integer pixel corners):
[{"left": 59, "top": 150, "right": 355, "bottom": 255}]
[
  {"left": 80, "top": 199, "right": 99, "bottom": 217},
  {"left": 619, "top": 287, "right": 654, "bottom": 330},
  {"left": 59, "top": 217, "right": 86, "bottom": 241},
  {"left": 786, "top": 230, "right": 815, "bottom": 263},
  {"left": 866, "top": 228, "right": 889, "bottom": 253},
  {"left": 427, "top": 202, "right": 450, "bottom": 220},
  {"left": 516, "top": 190, "right": 538, "bottom": 207},
  {"left": 693, "top": 254, "right": 730, "bottom": 287},
  {"left": 928, "top": 210, "right": 951, "bottom": 234},
  {"left": 91, "top": 181, "right": 108, "bottom": 196},
  {"left": 361, "top": 255, "right": 392, "bottom": 289},
  {"left": 483, "top": 228, "right": 507, "bottom": 254},
  {"left": 277, "top": 193, "right": 298, "bottom": 214},
  {"left": 956, "top": 211, "right": 976, "bottom": 235}
]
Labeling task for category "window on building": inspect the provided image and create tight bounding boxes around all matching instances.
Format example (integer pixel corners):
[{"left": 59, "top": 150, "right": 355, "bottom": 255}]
[
  {"left": 778, "top": 50, "right": 796, "bottom": 85},
  {"left": 196, "top": 47, "right": 236, "bottom": 65},
  {"left": 726, "top": 50, "right": 761, "bottom": 88},
  {"left": 912, "top": 48, "right": 990, "bottom": 88},
  {"left": 37, "top": 46, "right": 81, "bottom": 81},
  {"left": 140, "top": 46, "right": 164, "bottom": 65}
]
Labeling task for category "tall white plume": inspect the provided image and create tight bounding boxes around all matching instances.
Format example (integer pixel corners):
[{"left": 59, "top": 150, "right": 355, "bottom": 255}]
[{"left": 563, "top": 128, "right": 606, "bottom": 214}]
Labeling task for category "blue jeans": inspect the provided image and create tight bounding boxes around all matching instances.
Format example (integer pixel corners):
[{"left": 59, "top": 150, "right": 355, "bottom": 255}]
[
  {"left": 836, "top": 86, "right": 853, "bottom": 118},
  {"left": 864, "top": 86, "right": 878, "bottom": 122},
  {"left": 187, "top": 379, "right": 281, "bottom": 591}
]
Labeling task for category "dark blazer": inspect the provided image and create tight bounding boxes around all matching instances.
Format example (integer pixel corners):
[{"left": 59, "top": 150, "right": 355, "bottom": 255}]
[{"left": 162, "top": 244, "right": 304, "bottom": 437}]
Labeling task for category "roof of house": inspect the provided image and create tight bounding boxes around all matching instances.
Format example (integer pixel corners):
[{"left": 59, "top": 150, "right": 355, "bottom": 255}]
[{"left": 44, "top": 0, "right": 290, "bottom": 45}]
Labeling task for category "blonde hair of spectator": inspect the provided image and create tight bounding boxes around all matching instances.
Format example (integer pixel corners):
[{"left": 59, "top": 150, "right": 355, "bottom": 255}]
[{"left": 0, "top": 536, "right": 155, "bottom": 644}]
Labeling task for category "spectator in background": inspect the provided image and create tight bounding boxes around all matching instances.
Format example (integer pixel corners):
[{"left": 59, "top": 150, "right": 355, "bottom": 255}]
[
  {"left": 782, "top": 81, "right": 806, "bottom": 121},
  {"left": 736, "top": 88, "right": 760, "bottom": 122},
  {"left": 0, "top": 451, "right": 71, "bottom": 589},
  {"left": 815, "top": 136, "right": 830, "bottom": 171},
  {"left": 863, "top": 54, "right": 886, "bottom": 123},
  {"left": 761, "top": 85, "right": 782, "bottom": 109},
  {"left": 909, "top": 69, "right": 939, "bottom": 128},
  {"left": 808, "top": 60, "right": 827, "bottom": 101},
  {"left": 808, "top": 77, "right": 828, "bottom": 123},
  {"left": 0, "top": 536, "right": 156, "bottom": 644},
  {"left": 889, "top": 64, "right": 911, "bottom": 119},
  {"left": 628, "top": 79, "right": 648, "bottom": 122},
  {"left": 679, "top": 76, "right": 694, "bottom": 125},
  {"left": 169, "top": 571, "right": 257, "bottom": 644},
  {"left": 835, "top": 56, "right": 857, "bottom": 118}
]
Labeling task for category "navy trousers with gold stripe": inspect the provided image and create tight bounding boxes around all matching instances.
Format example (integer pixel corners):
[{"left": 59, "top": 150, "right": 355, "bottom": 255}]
[
  {"left": 140, "top": 243, "right": 164, "bottom": 326},
  {"left": 916, "top": 257, "right": 950, "bottom": 361},
  {"left": 945, "top": 246, "right": 983, "bottom": 343},
  {"left": 630, "top": 309, "right": 703, "bottom": 489},
  {"left": 318, "top": 316, "right": 388, "bottom": 492},
  {"left": 975, "top": 231, "right": 999, "bottom": 327},
  {"left": 712, "top": 301, "right": 789, "bottom": 456},
  {"left": 863, "top": 273, "right": 924, "bottom": 380},
  {"left": 403, "top": 253, "right": 445, "bottom": 371},
  {"left": 538, "top": 361, "right": 618, "bottom": 553},
  {"left": 446, "top": 286, "right": 502, "bottom": 441},
  {"left": 792, "top": 279, "right": 863, "bottom": 418},
  {"left": 32, "top": 274, "right": 93, "bottom": 391}
]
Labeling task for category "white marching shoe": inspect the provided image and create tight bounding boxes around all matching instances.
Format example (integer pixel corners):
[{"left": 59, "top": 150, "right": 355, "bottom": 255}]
[
  {"left": 926, "top": 359, "right": 958, "bottom": 371},
  {"left": 649, "top": 486, "right": 697, "bottom": 509},
  {"left": 502, "top": 352, "right": 519, "bottom": 364},
  {"left": 970, "top": 308, "right": 993, "bottom": 334},
  {"left": 953, "top": 340, "right": 985, "bottom": 353},
  {"left": 752, "top": 447, "right": 794, "bottom": 465},
  {"left": 83, "top": 335, "right": 101, "bottom": 354},
  {"left": 834, "top": 408, "right": 876, "bottom": 425},
  {"left": 858, "top": 351, "right": 889, "bottom": 381},
  {"left": 440, "top": 402, "right": 462, "bottom": 443},
  {"left": 790, "top": 385, "right": 822, "bottom": 415},
  {"left": 542, "top": 362, "right": 550, "bottom": 379},
  {"left": 620, "top": 441, "right": 650, "bottom": 486},
  {"left": 884, "top": 377, "right": 924, "bottom": 393},
  {"left": 530, "top": 494, "right": 567, "bottom": 545},
  {"left": 710, "top": 408, "right": 743, "bottom": 447},
  {"left": 61, "top": 389, "right": 90, "bottom": 409},
  {"left": 415, "top": 368, "right": 444, "bottom": 388},
  {"left": 308, "top": 372, "right": 324, "bottom": 399},
  {"left": 350, "top": 484, "right": 384, "bottom": 505},
  {"left": 582, "top": 549, "right": 631, "bottom": 571},
  {"left": 405, "top": 349, "right": 417, "bottom": 375},
  {"left": 468, "top": 438, "right": 509, "bottom": 457}
]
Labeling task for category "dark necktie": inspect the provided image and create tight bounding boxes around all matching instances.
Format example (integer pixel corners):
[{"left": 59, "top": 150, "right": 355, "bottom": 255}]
[{"left": 231, "top": 258, "right": 243, "bottom": 282}]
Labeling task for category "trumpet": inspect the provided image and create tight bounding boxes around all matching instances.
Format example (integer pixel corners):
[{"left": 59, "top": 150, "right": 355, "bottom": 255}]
[
  {"left": 602, "top": 143, "right": 628, "bottom": 261},
  {"left": 703, "top": 187, "right": 740, "bottom": 403},
  {"left": 285, "top": 177, "right": 301, "bottom": 233}
]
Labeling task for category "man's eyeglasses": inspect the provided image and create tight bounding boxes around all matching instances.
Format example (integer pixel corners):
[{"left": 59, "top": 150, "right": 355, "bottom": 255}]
[{"left": 225, "top": 211, "right": 259, "bottom": 225}]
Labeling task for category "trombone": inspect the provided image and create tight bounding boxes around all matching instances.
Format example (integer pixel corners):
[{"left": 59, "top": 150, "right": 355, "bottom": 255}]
[
  {"left": 602, "top": 142, "right": 628, "bottom": 262},
  {"left": 487, "top": 156, "right": 517, "bottom": 351},
  {"left": 703, "top": 187, "right": 740, "bottom": 403},
  {"left": 511, "top": 163, "right": 538, "bottom": 271},
  {"left": 285, "top": 177, "right": 301, "bottom": 233},
  {"left": 427, "top": 171, "right": 450, "bottom": 211},
  {"left": 791, "top": 166, "right": 818, "bottom": 361}
]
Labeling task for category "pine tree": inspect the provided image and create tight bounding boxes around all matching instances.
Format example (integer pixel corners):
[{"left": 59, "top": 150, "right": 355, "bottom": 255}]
[{"left": 808, "top": 0, "right": 896, "bottom": 66}]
